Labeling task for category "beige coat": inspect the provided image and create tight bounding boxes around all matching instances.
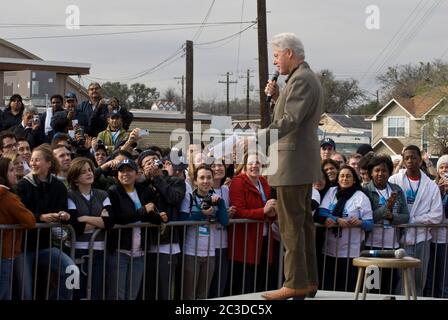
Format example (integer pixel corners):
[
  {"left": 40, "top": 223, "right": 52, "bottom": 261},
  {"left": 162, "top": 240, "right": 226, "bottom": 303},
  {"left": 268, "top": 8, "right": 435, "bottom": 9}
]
[{"left": 260, "top": 62, "right": 324, "bottom": 186}]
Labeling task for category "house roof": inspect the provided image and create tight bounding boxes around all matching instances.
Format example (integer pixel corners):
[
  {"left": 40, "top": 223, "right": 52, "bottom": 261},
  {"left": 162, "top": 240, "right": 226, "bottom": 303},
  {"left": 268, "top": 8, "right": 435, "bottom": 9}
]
[
  {"left": 373, "top": 138, "right": 404, "bottom": 155},
  {"left": 0, "top": 38, "right": 89, "bottom": 96},
  {"left": 325, "top": 113, "right": 371, "bottom": 130},
  {"left": 368, "top": 86, "right": 448, "bottom": 121}
]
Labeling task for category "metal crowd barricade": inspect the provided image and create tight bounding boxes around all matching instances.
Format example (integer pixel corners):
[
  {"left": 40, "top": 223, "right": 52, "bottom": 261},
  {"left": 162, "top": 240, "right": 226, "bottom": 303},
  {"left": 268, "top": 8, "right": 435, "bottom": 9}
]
[
  {"left": 6, "top": 220, "right": 446, "bottom": 300},
  {"left": 84, "top": 218, "right": 282, "bottom": 300},
  {"left": 315, "top": 222, "right": 448, "bottom": 298},
  {"left": 0, "top": 223, "right": 76, "bottom": 300}
]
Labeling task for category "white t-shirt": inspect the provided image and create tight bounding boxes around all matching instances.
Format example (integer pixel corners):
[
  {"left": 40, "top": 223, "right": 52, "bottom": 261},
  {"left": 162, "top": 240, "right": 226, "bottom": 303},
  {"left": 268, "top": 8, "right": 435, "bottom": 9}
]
[
  {"left": 119, "top": 190, "right": 144, "bottom": 257},
  {"left": 181, "top": 189, "right": 216, "bottom": 257},
  {"left": 320, "top": 186, "right": 373, "bottom": 257},
  {"left": 67, "top": 194, "right": 111, "bottom": 250}
]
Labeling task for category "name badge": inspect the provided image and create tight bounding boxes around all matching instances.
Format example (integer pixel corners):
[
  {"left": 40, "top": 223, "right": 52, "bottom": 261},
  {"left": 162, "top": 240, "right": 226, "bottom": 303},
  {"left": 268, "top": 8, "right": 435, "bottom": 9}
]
[{"left": 199, "top": 225, "right": 209, "bottom": 236}]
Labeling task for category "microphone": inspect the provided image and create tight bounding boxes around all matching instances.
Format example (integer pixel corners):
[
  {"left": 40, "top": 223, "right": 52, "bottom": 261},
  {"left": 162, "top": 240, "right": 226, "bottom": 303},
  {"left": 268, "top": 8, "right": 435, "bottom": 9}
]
[
  {"left": 360, "top": 248, "right": 406, "bottom": 259},
  {"left": 266, "top": 71, "right": 280, "bottom": 103}
]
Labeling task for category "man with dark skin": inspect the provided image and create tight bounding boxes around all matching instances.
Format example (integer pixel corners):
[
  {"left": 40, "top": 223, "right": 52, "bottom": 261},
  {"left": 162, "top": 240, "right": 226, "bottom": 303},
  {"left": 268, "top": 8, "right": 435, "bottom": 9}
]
[{"left": 389, "top": 145, "right": 442, "bottom": 296}]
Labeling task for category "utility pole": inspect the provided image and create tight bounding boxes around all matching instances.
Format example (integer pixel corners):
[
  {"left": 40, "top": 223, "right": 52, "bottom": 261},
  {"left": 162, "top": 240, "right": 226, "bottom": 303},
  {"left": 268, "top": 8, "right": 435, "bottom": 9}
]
[
  {"left": 239, "top": 69, "right": 254, "bottom": 120},
  {"left": 257, "top": 0, "right": 269, "bottom": 128},
  {"left": 185, "top": 41, "right": 193, "bottom": 142},
  {"left": 174, "top": 75, "right": 185, "bottom": 112},
  {"left": 218, "top": 72, "right": 237, "bottom": 116}
]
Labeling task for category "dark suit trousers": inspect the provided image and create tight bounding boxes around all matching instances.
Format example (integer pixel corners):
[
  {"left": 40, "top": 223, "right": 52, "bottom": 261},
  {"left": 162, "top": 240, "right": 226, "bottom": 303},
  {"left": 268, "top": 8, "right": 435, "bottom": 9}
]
[{"left": 277, "top": 184, "right": 318, "bottom": 289}]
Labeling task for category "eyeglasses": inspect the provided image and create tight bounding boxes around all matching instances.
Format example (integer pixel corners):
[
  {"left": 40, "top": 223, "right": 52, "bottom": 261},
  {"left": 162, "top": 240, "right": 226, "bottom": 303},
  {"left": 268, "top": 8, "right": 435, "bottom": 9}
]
[{"left": 3, "top": 143, "right": 18, "bottom": 149}]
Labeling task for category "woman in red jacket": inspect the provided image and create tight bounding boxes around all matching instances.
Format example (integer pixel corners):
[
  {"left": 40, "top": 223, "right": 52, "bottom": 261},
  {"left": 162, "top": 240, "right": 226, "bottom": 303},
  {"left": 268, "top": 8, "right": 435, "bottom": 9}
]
[
  {"left": 228, "top": 153, "right": 277, "bottom": 295},
  {"left": 0, "top": 157, "right": 36, "bottom": 300}
]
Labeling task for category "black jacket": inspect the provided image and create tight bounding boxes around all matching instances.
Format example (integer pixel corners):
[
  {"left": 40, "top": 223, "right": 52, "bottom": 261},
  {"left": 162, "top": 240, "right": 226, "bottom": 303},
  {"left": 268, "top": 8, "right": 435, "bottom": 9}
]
[
  {"left": 107, "top": 183, "right": 162, "bottom": 252},
  {"left": 11, "top": 123, "right": 45, "bottom": 150},
  {"left": 15, "top": 173, "right": 80, "bottom": 251},
  {"left": 1, "top": 108, "right": 22, "bottom": 131},
  {"left": 137, "top": 175, "right": 185, "bottom": 245}
]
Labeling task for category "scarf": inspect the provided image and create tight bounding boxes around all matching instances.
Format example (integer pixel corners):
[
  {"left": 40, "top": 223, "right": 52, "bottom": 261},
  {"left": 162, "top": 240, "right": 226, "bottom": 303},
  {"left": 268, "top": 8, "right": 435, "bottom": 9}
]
[
  {"left": 333, "top": 185, "right": 361, "bottom": 218},
  {"left": 332, "top": 185, "right": 361, "bottom": 237}
]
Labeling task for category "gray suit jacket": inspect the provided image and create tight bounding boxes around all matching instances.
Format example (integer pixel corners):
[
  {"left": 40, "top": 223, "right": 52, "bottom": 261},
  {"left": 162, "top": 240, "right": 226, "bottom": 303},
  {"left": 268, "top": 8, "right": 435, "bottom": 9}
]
[{"left": 260, "top": 62, "right": 324, "bottom": 187}]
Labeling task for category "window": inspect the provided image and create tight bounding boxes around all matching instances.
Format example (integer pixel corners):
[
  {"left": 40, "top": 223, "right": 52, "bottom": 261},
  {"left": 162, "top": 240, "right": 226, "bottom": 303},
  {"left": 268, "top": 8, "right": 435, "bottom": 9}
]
[
  {"left": 387, "top": 117, "right": 405, "bottom": 137},
  {"left": 31, "top": 81, "right": 39, "bottom": 95}
]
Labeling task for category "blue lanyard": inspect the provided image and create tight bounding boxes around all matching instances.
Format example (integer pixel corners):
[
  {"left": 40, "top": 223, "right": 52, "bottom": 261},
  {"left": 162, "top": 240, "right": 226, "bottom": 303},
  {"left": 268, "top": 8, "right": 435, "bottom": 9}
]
[
  {"left": 406, "top": 174, "right": 421, "bottom": 199},
  {"left": 111, "top": 130, "right": 120, "bottom": 144},
  {"left": 256, "top": 180, "right": 267, "bottom": 205},
  {"left": 375, "top": 184, "right": 390, "bottom": 203}
]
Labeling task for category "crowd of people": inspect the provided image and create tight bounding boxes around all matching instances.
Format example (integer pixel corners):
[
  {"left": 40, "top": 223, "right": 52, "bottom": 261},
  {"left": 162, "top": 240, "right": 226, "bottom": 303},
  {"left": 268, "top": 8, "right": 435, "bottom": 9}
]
[{"left": 0, "top": 83, "right": 447, "bottom": 300}]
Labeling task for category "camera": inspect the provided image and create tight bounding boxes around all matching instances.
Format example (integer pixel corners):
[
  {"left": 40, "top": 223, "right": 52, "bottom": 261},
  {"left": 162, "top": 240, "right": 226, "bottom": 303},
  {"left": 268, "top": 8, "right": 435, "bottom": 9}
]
[
  {"left": 32, "top": 115, "right": 40, "bottom": 123},
  {"left": 154, "top": 159, "right": 164, "bottom": 169},
  {"left": 138, "top": 129, "right": 150, "bottom": 137},
  {"left": 201, "top": 195, "right": 217, "bottom": 223},
  {"left": 97, "top": 139, "right": 105, "bottom": 148},
  {"left": 201, "top": 195, "right": 213, "bottom": 210}
]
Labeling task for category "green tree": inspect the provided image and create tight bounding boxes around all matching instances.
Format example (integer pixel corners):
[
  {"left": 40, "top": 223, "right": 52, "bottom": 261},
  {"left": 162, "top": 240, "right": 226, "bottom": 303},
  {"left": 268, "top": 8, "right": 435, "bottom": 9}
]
[
  {"left": 377, "top": 60, "right": 448, "bottom": 101},
  {"left": 129, "top": 83, "right": 159, "bottom": 109},
  {"left": 351, "top": 100, "right": 381, "bottom": 115},
  {"left": 317, "top": 70, "right": 365, "bottom": 114},
  {"left": 101, "top": 82, "right": 131, "bottom": 108}
]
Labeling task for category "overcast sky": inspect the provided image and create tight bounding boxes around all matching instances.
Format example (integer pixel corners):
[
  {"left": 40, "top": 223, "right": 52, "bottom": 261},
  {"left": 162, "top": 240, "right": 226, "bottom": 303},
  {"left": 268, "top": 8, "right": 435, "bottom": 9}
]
[{"left": 1, "top": 0, "right": 447, "bottom": 102}]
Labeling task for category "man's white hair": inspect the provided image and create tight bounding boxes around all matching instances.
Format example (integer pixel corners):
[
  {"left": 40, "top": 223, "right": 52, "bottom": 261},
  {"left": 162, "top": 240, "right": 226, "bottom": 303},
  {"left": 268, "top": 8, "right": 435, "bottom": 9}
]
[{"left": 271, "top": 32, "right": 305, "bottom": 58}]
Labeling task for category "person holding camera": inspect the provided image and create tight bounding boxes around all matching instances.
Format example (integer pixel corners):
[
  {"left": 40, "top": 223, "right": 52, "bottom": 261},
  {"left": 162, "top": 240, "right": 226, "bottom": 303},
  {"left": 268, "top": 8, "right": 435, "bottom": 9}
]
[
  {"left": 179, "top": 164, "right": 229, "bottom": 299},
  {"left": 96, "top": 110, "right": 130, "bottom": 155},
  {"left": 11, "top": 105, "right": 45, "bottom": 150},
  {"left": 50, "top": 92, "right": 79, "bottom": 137},
  {"left": 106, "top": 158, "right": 167, "bottom": 300},
  {"left": 136, "top": 149, "right": 186, "bottom": 300}
]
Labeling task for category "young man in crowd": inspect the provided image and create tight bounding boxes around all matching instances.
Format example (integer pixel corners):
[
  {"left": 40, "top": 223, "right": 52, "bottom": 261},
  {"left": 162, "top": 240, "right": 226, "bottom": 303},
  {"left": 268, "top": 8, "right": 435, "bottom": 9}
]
[
  {"left": 389, "top": 145, "right": 443, "bottom": 296},
  {"left": 320, "top": 137, "right": 336, "bottom": 160}
]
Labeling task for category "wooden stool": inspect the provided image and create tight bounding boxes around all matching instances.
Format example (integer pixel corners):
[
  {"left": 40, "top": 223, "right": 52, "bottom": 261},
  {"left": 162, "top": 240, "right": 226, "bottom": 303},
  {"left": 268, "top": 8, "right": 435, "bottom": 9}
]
[{"left": 353, "top": 257, "right": 421, "bottom": 300}]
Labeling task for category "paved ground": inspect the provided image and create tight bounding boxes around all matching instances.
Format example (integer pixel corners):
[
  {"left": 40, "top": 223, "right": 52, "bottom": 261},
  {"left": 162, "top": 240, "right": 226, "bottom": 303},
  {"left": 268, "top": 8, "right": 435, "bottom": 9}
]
[{"left": 213, "top": 290, "right": 445, "bottom": 300}]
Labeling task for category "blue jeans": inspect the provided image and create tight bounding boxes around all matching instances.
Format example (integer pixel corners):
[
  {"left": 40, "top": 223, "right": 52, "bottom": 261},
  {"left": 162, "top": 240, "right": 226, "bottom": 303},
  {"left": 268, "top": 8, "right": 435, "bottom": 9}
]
[
  {"left": 15, "top": 248, "right": 76, "bottom": 300},
  {"left": 0, "top": 259, "right": 13, "bottom": 300},
  {"left": 107, "top": 252, "right": 144, "bottom": 300},
  {"left": 396, "top": 241, "right": 430, "bottom": 296}
]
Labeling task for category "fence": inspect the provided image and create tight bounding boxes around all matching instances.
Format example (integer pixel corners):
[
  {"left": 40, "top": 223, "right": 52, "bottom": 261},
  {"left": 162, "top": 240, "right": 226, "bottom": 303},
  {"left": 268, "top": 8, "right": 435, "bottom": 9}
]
[{"left": 1, "top": 221, "right": 448, "bottom": 300}]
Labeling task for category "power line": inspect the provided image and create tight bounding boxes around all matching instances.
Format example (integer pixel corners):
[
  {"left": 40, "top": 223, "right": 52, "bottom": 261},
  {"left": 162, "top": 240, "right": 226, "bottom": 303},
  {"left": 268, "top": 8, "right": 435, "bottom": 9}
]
[
  {"left": 86, "top": 45, "right": 185, "bottom": 82},
  {"left": 358, "top": 0, "right": 426, "bottom": 86},
  {"left": 0, "top": 21, "right": 256, "bottom": 28},
  {"left": 5, "top": 24, "right": 244, "bottom": 41},
  {"left": 192, "top": 0, "right": 216, "bottom": 42},
  {"left": 365, "top": 0, "right": 444, "bottom": 92},
  {"left": 195, "top": 22, "right": 257, "bottom": 46},
  {"left": 234, "top": 0, "right": 246, "bottom": 98}
]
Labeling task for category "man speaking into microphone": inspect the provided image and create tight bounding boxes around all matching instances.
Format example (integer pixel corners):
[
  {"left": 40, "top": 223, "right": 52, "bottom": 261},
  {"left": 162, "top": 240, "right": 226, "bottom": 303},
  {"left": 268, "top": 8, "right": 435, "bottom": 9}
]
[{"left": 258, "top": 33, "right": 324, "bottom": 300}]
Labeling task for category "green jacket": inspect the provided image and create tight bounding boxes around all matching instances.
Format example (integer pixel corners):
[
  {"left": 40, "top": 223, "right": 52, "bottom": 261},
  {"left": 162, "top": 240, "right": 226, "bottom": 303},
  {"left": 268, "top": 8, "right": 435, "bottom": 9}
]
[{"left": 97, "top": 126, "right": 129, "bottom": 154}]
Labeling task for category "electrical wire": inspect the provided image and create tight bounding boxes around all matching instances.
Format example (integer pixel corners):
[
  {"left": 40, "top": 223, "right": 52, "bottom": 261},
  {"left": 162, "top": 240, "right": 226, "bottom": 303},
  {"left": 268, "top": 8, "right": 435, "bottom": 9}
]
[
  {"left": 5, "top": 24, "right": 242, "bottom": 41},
  {"left": 0, "top": 21, "right": 256, "bottom": 28},
  {"left": 191, "top": 0, "right": 216, "bottom": 42}
]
